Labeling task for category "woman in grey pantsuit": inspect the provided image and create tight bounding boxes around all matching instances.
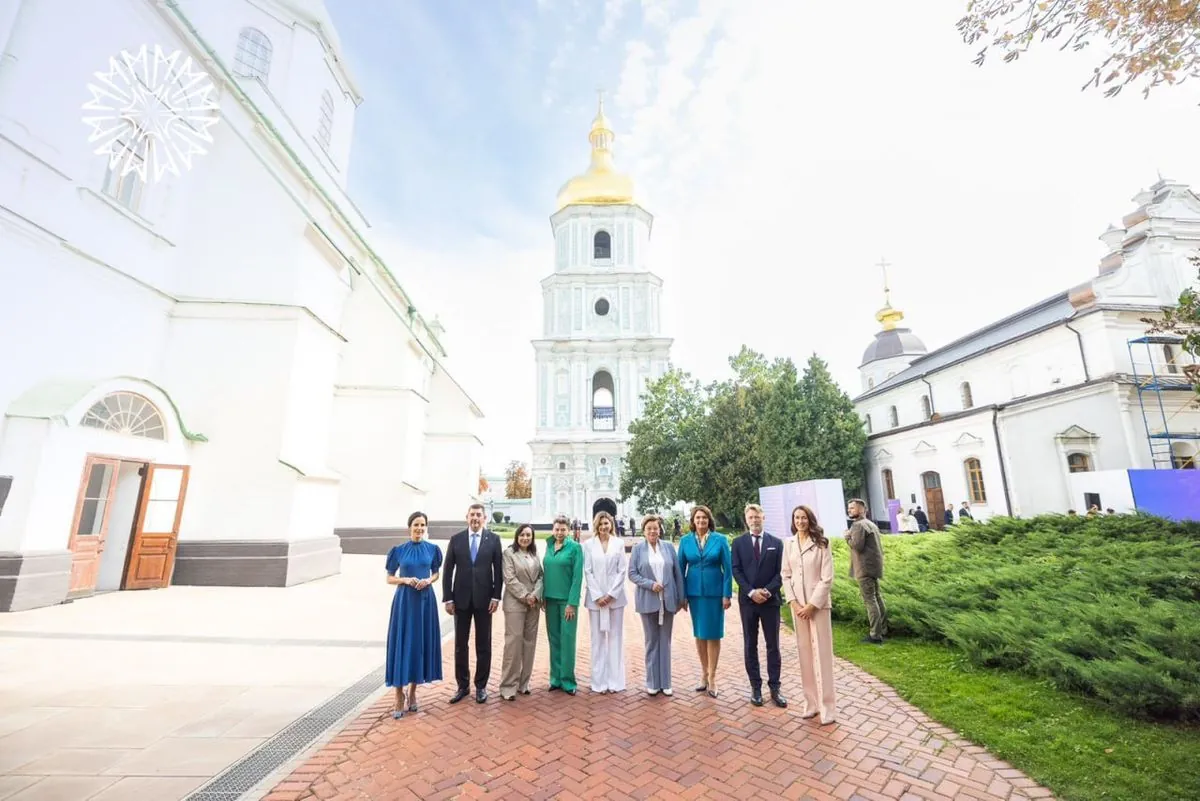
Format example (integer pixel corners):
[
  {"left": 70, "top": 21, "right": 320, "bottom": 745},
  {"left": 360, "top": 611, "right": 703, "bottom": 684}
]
[
  {"left": 500, "top": 525, "right": 543, "bottom": 701},
  {"left": 628, "top": 516, "right": 685, "bottom": 696}
]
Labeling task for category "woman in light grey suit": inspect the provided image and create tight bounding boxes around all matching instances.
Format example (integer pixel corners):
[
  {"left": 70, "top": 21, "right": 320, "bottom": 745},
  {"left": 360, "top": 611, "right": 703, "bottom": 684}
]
[
  {"left": 628, "top": 515, "right": 685, "bottom": 696},
  {"left": 500, "top": 524, "right": 543, "bottom": 701}
]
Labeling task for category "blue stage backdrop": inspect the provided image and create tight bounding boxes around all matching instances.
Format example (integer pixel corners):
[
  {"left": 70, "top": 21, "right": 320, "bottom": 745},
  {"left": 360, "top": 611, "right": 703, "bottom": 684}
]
[{"left": 1128, "top": 469, "right": 1200, "bottom": 522}]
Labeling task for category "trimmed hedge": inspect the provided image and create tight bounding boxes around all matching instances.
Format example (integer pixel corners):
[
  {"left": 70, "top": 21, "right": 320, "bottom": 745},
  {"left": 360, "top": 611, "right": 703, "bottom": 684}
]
[{"left": 828, "top": 513, "right": 1200, "bottom": 721}]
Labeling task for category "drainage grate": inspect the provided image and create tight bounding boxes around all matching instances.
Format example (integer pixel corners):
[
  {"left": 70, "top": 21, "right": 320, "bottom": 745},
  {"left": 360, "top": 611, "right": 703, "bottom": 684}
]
[
  {"left": 182, "top": 612, "right": 454, "bottom": 800},
  {"left": 183, "top": 665, "right": 386, "bottom": 801}
]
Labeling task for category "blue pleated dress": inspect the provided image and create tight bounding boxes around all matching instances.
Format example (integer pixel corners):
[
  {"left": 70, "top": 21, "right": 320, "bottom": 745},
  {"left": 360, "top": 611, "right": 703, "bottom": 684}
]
[{"left": 385, "top": 540, "right": 443, "bottom": 687}]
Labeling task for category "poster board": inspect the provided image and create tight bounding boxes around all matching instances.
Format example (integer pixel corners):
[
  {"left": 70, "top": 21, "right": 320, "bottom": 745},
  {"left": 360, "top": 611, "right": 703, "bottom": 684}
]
[{"left": 757, "top": 479, "right": 846, "bottom": 540}]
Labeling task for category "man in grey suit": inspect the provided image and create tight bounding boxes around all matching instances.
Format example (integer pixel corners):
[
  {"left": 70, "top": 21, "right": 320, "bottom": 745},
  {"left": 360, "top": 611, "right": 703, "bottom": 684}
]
[{"left": 442, "top": 503, "right": 504, "bottom": 703}]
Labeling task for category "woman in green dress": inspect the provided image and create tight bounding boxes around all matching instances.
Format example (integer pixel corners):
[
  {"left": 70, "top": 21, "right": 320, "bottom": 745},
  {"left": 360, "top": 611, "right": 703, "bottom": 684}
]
[{"left": 542, "top": 514, "right": 584, "bottom": 695}]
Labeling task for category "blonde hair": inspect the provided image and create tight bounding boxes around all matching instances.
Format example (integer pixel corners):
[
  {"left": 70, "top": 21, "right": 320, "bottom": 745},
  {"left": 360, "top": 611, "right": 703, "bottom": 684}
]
[
  {"left": 592, "top": 510, "right": 616, "bottom": 535},
  {"left": 744, "top": 503, "right": 763, "bottom": 515}
]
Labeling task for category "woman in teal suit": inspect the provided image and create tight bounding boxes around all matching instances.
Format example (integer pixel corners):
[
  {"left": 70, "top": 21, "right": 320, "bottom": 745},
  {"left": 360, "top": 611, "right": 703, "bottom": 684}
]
[{"left": 678, "top": 504, "right": 732, "bottom": 698}]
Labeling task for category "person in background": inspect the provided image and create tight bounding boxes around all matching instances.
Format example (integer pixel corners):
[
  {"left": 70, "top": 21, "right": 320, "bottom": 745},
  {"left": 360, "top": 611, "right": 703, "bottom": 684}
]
[
  {"left": 899, "top": 509, "right": 919, "bottom": 533},
  {"left": 499, "top": 524, "right": 543, "bottom": 701},
  {"left": 673, "top": 518, "right": 682, "bottom": 542},
  {"left": 943, "top": 504, "right": 955, "bottom": 527},
  {"left": 782, "top": 504, "right": 837, "bottom": 725},
  {"left": 385, "top": 511, "right": 443, "bottom": 719},
  {"left": 958, "top": 501, "right": 973, "bottom": 521},
  {"left": 678, "top": 504, "right": 733, "bottom": 697},
  {"left": 583, "top": 511, "right": 629, "bottom": 693},
  {"left": 913, "top": 506, "right": 929, "bottom": 532},
  {"left": 845, "top": 498, "right": 887, "bottom": 645},
  {"left": 628, "top": 515, "right": 684, "bottom": 696},
  {"left": 731, "top": 503, "right": 786, "bottom": 708},
  {"left": 543, "top": 515, "right": 583, "bottom": 695}
]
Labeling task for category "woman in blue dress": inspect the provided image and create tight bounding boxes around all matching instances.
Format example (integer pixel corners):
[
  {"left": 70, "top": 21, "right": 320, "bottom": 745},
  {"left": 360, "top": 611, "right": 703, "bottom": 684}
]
[
  {"left": 385, "top": 511, "right": 443, "bottom": 719},
  {"left": 678, "top": 504, "right": 732, "bottom": 698}
]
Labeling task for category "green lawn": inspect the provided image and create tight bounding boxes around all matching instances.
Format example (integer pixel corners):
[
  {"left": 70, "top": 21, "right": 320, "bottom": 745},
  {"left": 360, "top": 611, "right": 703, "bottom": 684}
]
[{"left": 820, "top": 618, "right": 1200, "bottom": 801}]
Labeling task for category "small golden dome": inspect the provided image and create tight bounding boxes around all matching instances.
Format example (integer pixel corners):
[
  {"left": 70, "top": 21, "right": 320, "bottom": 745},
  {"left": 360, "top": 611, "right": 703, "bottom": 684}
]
[
  {"left": 876, "top": 304, "right": 904, "bottom": 331},
  {"left": 555, "top": 94, "right": 635, "bottom": 209}
]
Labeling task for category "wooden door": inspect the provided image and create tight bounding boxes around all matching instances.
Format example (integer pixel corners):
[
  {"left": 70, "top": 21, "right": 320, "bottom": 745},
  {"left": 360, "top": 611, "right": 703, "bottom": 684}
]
[
  {"left": 124, "top": 463, "right": 190, "bottom": 590},
  {"left": 67, "top": 457, "right": 121, "bottom": 594},
  {"left": 922, "top": 471, "right": 944, "bottom": 531}
]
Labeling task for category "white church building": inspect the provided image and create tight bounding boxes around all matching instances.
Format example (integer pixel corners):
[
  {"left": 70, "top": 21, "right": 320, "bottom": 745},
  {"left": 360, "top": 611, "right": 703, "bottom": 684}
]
[
  {"left": 528, "top": 99, "right": 672, "bottom": 525},
  {"left": 854, "top": 177, "right": 1200, "bottom": 527},
  {"left": 0, "top": 0, "right": 482, "bottom": 612}
]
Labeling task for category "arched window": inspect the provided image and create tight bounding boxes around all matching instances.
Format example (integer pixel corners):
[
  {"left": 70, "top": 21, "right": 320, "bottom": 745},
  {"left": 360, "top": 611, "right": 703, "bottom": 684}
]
[
  {"left": 964, "top": 457, "right": 987, "bottom": 503},
  {"left": 593, "top": 231, "right": 611, "bottom": 259},
  {"left": 558, "top": 461, "right": 567, "bottom": 471},
  {"left": 1067, "top": 452, "right": 1092, "bottom": 473},
  {"left": 920, "top": 395, "right": 932, "bottom": 420},
  {"left": 1163, "top": 344, "right": 1179, "bottom": 375},
  {"left": 591, "top": 370, "right": 615, "bottom": 431},
  {"left": 1171, "top": 443, "right": 1196, "bottom": 469},
  {"left": 233, "top": 28, "right": 272, "bottom": 81},
  {"left": 881, "top": 468, "right": 895, "bottom": 500},
  {"left": 864, "top": 414, "right": 872, "bottom": 433},
  {"left": 80, "top": 392, "right": 166, "bottom": 440},
  {"left": 960, "top": 381, "right": 974, "bottom": 409},
  {"left": 888, "top": 405, "right": 898, "bottom": 427},
  {"left": 317, "top": 90, "right": 334, "bottom": 150},
  {"left": 867, "top": 376, "right": 875, "bottom": 389}
]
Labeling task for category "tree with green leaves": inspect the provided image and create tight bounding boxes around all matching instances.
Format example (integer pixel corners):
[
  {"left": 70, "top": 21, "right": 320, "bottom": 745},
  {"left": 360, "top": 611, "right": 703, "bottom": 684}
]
[
  {"left": 1142, "top": 257, "right": 1200, "bottom": 396},
  {"left": 621, "top": 347, "right": 867, "bottom": 527}
]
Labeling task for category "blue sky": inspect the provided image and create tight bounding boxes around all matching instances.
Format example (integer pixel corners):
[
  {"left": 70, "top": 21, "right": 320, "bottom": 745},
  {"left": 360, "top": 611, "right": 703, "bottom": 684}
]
[{"left": 319, "top": 0, "right": 1200, "bottom": 474}]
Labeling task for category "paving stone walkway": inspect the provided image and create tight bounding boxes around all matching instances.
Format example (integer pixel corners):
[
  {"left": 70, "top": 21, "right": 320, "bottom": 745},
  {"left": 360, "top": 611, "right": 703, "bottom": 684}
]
[{"left": 263, "top": 584, "right": 1054, "bottom": 801}]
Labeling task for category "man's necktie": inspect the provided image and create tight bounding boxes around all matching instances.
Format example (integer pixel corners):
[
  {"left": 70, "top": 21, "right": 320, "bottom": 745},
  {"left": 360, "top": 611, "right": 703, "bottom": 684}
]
[
  {"left": 753, "top": 535, "right": 761, "bottom": 561},
  {"left": 471, "top": 533, "right": 479, "bottom": 563}
]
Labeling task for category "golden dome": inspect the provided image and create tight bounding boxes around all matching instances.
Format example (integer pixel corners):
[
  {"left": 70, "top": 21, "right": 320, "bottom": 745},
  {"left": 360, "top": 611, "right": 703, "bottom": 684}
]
[
  {"left": 876, "top": 304, "right": 904, "bottom": 331},
  {"left": 555, "top": 94, "right": 635, "bottom": 209}
]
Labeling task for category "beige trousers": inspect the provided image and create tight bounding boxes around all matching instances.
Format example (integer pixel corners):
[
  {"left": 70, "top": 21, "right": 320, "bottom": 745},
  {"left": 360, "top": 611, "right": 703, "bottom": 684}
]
[
  {"left": 793, "top": 607, "right": 837, "bottom": 722},
  {"left": 499, "top": 605, "right": 540, "bottom": 698}
]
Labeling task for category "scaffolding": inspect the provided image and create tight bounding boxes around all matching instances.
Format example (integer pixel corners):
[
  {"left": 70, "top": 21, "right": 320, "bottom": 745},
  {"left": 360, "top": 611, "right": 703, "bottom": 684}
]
[{"left": 1126, "top": 334, "right": 1200, "bottom": 468}]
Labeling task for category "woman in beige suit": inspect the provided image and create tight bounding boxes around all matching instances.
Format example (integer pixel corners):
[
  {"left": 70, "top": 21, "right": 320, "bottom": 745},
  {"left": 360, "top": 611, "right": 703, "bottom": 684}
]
[
  {"left": 781, "top": 504, "right": 837, "bottom": 724},
  {"left": 500, "top": 524, "right": 544, "bottom": 701}
]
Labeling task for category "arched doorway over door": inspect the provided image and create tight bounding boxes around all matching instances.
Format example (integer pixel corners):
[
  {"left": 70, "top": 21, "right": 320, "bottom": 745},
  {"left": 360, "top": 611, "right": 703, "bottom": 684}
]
[
  {"left": 592, "top": 497, "right": 617, "bottom": 521},
  {"left": 921, "top": 471, "right": 944, "bottom": 529}
]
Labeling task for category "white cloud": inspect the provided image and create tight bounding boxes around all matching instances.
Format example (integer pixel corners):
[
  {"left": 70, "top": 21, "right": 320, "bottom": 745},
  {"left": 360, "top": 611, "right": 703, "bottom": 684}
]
[{"left": 371, "top": 0, "right": 1200, "bottom": 474}]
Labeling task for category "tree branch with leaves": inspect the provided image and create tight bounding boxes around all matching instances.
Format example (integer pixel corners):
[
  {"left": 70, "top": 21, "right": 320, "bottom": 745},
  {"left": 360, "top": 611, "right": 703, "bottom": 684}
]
[{"left": 958, "top": 0, "right": 1200, "bottom": 96}]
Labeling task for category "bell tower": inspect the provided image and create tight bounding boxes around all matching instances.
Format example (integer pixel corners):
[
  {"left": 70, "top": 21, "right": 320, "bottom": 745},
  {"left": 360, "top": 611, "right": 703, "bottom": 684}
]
[{"left": 528, "top": 95, "right": 673, "bottom": 524}]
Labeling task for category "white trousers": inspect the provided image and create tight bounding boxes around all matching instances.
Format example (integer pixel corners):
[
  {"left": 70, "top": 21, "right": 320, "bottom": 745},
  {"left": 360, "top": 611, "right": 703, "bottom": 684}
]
[{"left": 589, "top": 606, "right": 626, "bottom": 692}]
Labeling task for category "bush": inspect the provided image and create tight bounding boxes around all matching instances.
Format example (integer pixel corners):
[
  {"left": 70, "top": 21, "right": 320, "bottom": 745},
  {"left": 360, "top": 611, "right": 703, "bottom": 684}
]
[
  {"left": 492, "top": 511, "right": 503, "bottom": 523},
  {"left": 829, "top": 512, "right": 1200, "bottom": 721}
]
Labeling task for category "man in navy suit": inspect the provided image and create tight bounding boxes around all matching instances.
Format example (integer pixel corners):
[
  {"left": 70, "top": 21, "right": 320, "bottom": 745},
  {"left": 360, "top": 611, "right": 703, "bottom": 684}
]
[
  {"left": 731, "top": 503, "right": 787, "bottom": 707},
  {"left": 442, "top": 503, "right": 504, "bottom": 704}
]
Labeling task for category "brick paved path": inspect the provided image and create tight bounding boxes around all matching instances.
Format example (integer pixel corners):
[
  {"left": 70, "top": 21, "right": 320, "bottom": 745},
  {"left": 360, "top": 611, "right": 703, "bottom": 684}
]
[{"left": 264, "top": 586, "right": 1053, "bottom": 801}]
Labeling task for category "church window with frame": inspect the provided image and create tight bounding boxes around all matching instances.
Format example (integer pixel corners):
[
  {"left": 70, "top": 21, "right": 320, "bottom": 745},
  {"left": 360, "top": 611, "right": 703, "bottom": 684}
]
[
  {"left": 920, "top": 395, "right": 932, "bottom": 421},
  {"left": 1066, "top": 452, "right": 1092, "bottom": 473},
  {"left": 864, "top": 413, "right": 872, "bottom": 433},
  {"left": 101, "top": 131, "right": 146, "bottom": 213},
  {"left": 594, "top": 297, "right": 610, "bottom": 316},
  {"left": 80, "top": 392, "right": 166, "bottom": 440},
  {"left": 881, "top": 468, "right": 895, "bottom": 500},
  {"left": 964, "top": 457, "right": 987, "bottom": 503},
  {"left": 960, "top": 381, "right": 974, "bottom": 409},
  {"left": 317, "top": 90, "right": 335, "bottom": 151},
  {"left": 888, "top": 405, "right": 899, "bottom": 428},
  {"left": 593, "top": 230, "right": 612, "bottom": 260},
  {"left": 233, "top": 27, "right": 273, "bottom": 81}
]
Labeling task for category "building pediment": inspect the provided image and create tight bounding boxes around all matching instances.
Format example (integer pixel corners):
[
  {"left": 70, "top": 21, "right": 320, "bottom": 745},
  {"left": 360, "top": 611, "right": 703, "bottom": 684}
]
[
  {"left": 912, "top": 440, "right": 936, "bottom": 455},
  {"left": 873, "top": 448, "right": 894, "bottom": 463},
  {"left": 953, "top": 432, "right": 984, "bottom": 448},
  {"left": 1056, "top": 424, "right": 1099, "bottom": 442}
]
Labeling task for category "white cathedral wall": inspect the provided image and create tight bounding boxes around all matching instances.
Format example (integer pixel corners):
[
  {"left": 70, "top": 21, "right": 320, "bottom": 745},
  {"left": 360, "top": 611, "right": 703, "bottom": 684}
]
[
  {"left": 866, "top": 406, "right": 1009, "bottom": 522},
  {"left": 420, "top": 367, "right": 483, "bottom": 520},
  {"left": 997, "top": 384, "right": 1131, "bottom": 517}
]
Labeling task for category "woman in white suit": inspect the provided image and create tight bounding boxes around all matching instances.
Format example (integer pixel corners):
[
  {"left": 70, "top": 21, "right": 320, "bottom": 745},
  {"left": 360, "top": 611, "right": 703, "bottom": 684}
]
[
  {"left": 582, "top": 510, "right": 628, "bottom": 693},
  {"left": 627, "top": 515, "right": 685, "bottom": 696}
]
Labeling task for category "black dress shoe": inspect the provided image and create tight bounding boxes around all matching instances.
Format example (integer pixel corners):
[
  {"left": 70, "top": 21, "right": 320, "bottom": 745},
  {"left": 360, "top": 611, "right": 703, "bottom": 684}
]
[
  {"left": 771, "top": 690, "right": 788, "bottom": 708},
  {"left": 750, "top": 690, "right": 764, "bottom": 707},
  {"left": 476, "top": 689, "right": 488, "bottom": 703},
  {"left": 449, "top": 688, "right": 469, "bottom": 704}
]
